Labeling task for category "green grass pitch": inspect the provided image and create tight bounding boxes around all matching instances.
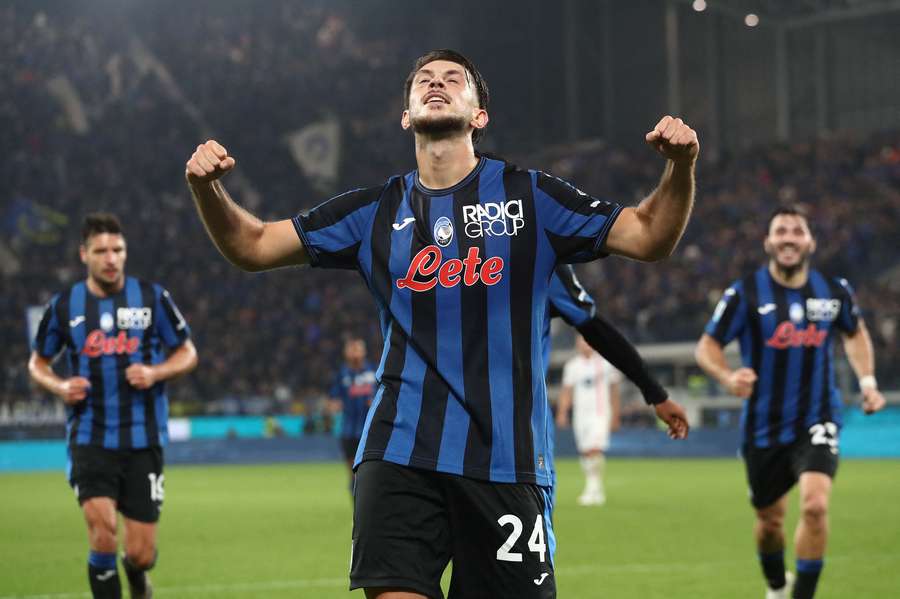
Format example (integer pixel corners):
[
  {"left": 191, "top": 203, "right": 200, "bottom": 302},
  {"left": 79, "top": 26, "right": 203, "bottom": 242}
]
[{"left": 1, "top": 458, "right": 898, "bottom": 598}]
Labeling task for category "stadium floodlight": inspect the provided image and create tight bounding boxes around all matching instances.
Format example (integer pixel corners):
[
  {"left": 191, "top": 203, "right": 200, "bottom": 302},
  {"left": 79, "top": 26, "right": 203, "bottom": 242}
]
[
  {"left": 744, "top": 13, "right": 760, "bottom": 27},
  {"left": 692, "top": 0, "right": 707, "bottom": 12}
]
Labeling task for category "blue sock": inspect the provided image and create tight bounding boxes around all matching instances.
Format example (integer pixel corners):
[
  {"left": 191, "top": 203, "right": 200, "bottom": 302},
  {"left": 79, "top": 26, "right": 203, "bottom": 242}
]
[
  {"left": 793, "top": 558, "right": 824, "bottom": 599},
  {"left": 88, "top": 551, "right": 121, "bottom": 598},
  {"left": 758, "top": 550, "right": 786, "bottom": 590}
]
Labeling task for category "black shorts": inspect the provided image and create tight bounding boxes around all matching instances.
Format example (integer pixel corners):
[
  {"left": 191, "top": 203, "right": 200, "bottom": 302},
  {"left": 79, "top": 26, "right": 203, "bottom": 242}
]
[
  {"left": 350, "top": 460, "right": 556, "bottom": 599},
  {"left": 340, "top": 437, "right": 361, "bottom": 463},
  {"left": 68, "top": 445, "right": 165, "bottom": 523},
  {"left": 743, "top": 422, "right": 839, "bottom": 509}
]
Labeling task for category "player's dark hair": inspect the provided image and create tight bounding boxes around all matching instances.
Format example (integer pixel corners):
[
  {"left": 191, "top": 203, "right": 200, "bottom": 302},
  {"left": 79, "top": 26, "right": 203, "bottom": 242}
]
[
  {"left": 82, "top": 212, "right": 123, "bottom": 244},
  {"left": 766, "top": 204, "right": 812, "bottom": 236},
  {"left": 404, "top": 49, "right": 490, "bottom": 145}
]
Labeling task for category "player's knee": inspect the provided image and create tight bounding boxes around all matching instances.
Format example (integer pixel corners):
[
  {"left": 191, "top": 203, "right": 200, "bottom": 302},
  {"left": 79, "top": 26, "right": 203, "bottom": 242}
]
[
  {"left": 756, "top": 509, "right": 784, "bottom": 534},
  {"left": 84, "top": 507, "right": 117, "bottom": 549},
  {"left": 758, "top": 515, "right": 783, "bottom": 537},
  {"left": 125, "top": 546, "right": 157, "bottom": 571},
  {"left": 801, "top": 495, "right": 828, "bottom": 524}
]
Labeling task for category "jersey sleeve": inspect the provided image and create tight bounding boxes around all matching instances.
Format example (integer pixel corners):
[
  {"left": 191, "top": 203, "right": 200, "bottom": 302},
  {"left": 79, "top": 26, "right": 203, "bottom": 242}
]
[
  {"left": 703, "top": 282, "right": 746, "bottom": 345},
  {"left": 532, "top": 171, "right": 623, "bottom": 263},
  {"left": 548, "top": 266, "right": 596, "bottom": 327},
  {"left": 834, "top": 277, "right": 860, "bottom": 333},
  {"left": 292, "top": 186, "right": 383, "bottom": 270},
  {"left": 154, "top": 285, "right": 191, "bottom": 349},
  {"left": 32, "top": 295, "right": 64, "bottom": 357}
]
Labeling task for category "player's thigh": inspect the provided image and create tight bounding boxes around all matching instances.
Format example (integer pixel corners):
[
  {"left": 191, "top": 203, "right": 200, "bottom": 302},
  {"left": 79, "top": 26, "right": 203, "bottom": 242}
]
[
  {"left": 743, "top": 444, "right": 796, "bottom": 510},
  {"left": 69, "top": 445, "right": 123, "bottom": 506},
  {"left": 118, "top": 447, "right": 164, "bottom": 523},
  {"left": 445, "top": 477, "right": 556, "bottom": 599},
  {"left": 82, "top": 496, "right": 119, "bottom": 547},
  {"left": 351, "top": 460, "right": 451, "bottom": 599}
]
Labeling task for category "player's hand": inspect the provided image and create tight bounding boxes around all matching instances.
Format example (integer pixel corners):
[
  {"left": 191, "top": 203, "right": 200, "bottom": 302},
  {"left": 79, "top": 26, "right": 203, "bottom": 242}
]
[
  {"left": 653, "top": 398, "right": 689, "bottom": 440},
  {"left": 185, "top": 140, "right": 236, "bottom": 185},
  {"left": 645, "top": 116, "right": 699, "bottom": 165},
  {"left": 556, "top": 412, "right": 570, "bottom": 429},
  {"left": 861, "top": 387, "right": 886, "bottom": 415},
  {"left": 59, "top": 377, "right": 90, "bottom": 405},
  {"left": 126, "top": 364, "right": 158, "bottom": 390},
  {"left": 726, "top": 367, "right": 757, "bottom": 398}
]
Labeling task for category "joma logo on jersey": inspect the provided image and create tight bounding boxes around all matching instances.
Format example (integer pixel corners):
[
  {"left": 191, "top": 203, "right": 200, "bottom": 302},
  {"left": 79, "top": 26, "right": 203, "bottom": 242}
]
[
  {"left": 462, "top": 200, "right": 524, "bottom": 238},
  {"left": 117, "top": 307, "right": 152, "bottom": 330},
  {"left": 806, "top": 298, "right": 841, "bottom": 322},
  {"left": 765, "top": 322, "right": 827, "bottom": 349},
  {"left": 396, "top": 245, "right": 503, "bottom": 292},
  {"left": 82, "top": 330, "right": 140, "bottom": 357}
]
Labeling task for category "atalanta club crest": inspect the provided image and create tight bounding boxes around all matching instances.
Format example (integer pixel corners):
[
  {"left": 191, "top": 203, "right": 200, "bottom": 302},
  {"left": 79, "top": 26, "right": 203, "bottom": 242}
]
[{"left": 434, "top": 216, "right": 453, "bottom": 247}]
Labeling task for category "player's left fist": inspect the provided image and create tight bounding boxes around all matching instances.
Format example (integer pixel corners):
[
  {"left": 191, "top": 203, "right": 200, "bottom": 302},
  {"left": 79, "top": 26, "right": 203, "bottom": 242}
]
[
  {"left": 126, "top": 364, "right": 158, "bottom": 390},
  {"left": 645, "top": 116, "right": 699, "bottom": 165},
  {"left": 861, "top": 387, "right": 886, "bottom": 415}
]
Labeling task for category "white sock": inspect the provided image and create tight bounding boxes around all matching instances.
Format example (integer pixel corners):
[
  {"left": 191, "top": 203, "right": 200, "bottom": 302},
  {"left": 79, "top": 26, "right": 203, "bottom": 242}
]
[{"left": 580, "top": 455, "right": 600, "bottom": 495}]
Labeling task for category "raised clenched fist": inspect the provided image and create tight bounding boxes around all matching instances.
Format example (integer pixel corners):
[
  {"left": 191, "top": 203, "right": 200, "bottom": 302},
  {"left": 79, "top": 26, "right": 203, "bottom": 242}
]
[
  {"left": 645, "top": 116, "right": 699, "bottom": 165},
  {"left": 185, "top": 140, "right": 236, "bottom": 185}
]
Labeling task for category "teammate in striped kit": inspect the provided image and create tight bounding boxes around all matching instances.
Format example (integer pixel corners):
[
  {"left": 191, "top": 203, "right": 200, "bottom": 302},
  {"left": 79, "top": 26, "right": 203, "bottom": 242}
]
[
  {"left": 329, "top": 337, "right": 377, "bottom": 486},
  {"left": 186, "top": 49, "right": 698, "bottom": 599},
  {"left": 695, "top": 205, "right": 886, "bottom": 599},
  {"left": 28, "top": 213, "right": 198, "bottom": 599}
]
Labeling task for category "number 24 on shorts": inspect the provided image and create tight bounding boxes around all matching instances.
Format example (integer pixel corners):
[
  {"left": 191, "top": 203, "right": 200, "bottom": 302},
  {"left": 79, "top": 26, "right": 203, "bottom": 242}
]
[{"left": 496, "top": 514, "right": 547, "bottom": 562}]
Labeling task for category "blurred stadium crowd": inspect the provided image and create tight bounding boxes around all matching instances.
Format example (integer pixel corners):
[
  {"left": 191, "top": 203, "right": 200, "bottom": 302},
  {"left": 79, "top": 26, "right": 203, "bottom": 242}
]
[{"left": 2, "top": 2, "right": 897, "bottom": 424}]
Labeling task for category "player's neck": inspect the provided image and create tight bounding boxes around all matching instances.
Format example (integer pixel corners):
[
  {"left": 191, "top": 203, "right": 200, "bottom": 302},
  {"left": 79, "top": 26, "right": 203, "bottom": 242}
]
[
  {"left": 768, "top": 261, "right": 809, "bottom": 289},
  {"left": 86, "top": 274, "right": 124, "bottom": 297},
  {"left": 414, "top": 135, "right": 479, "bottom": 190}
]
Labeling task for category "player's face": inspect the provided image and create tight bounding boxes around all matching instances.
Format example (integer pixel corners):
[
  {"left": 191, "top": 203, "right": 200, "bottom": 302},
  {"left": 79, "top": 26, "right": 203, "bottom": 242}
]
[
  {"left": 402, "top": 60, "right": 487, "bottom": 140},
  {"left": 764, "top": 214, "right": 815, "bottom": 270},
  {"left": 344, "top": 340, "right": 366, "bottom": 364},
  {"left": 80, "top": 233, "right": 127, "bottom": 289},
  {"left": 576, "top": 335, "right": 593, "bottom": 357}
]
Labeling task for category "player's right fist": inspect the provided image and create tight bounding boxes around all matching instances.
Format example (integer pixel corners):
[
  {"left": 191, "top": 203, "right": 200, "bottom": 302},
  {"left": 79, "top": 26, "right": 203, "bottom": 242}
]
[
  {"left": 59, "top": 376, "right": 90, "bottom": 405},
  {"left": 726, "top": 367, "right": 757, "bottom": 398},
  {"left": 185, "top": 140, "right": 236, "bottom": 185}
]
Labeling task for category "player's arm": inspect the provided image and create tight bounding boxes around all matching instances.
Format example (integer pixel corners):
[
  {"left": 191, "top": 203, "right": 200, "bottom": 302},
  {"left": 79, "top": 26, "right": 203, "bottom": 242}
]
[
  {"left": 604, "top": 116, "right": 698, "bottom": 262},
  {"left": 695, "top": 334, "right": 757, "bottom": 398},
  {"left": 126, "top": 340, "right": 198, "bottom": 390},
  {"left": 185, "top": 140, "right": 308, "bottom": 271},
  {"left": 610, "top": 382, "right": 622, "bottom": 432},
  {"left": 556, "top": 384, "right": 574, "bottom": 429},
  {"left": 27, "top": 352, "right": 90, "bottom": 405},
  {"left": 575, "top": 315, "right": 667, "bottom": 405},
  {"left": 841, "top": 319, "right": 886, "bottom": 414}
]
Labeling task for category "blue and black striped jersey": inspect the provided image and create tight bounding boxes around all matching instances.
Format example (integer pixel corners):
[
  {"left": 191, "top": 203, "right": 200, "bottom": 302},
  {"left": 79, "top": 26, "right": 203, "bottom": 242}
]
[
  {"left": 330, "top": 363, "right": 377, "bottom": 440},
  {"left": 705, "top": 267, "right": 859, "bottom": 448},
  {"left": 32, "top": 277, "right": 190, "bottom": 449},
  {"left": 293, "top": 155, "right": 622, "bottom": 485}
]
